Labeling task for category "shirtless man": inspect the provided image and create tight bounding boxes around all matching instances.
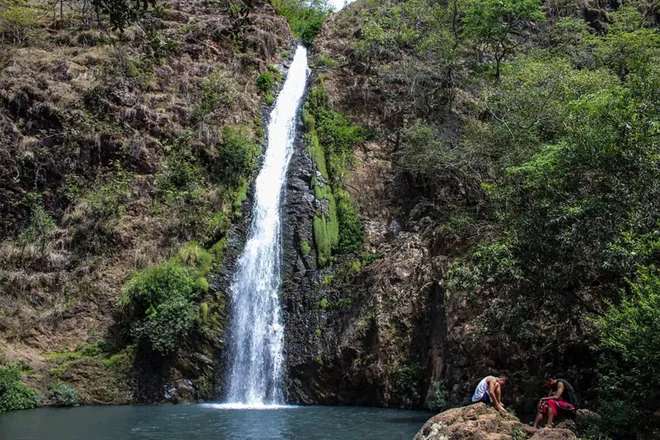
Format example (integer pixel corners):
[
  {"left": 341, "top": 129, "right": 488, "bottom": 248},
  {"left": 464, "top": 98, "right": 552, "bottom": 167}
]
[
  {"left": 472, "top": 375, "right": 507, "bottom": 412},
  {"left": 533, "top": 373, "right": 578, "bottom": 429}
]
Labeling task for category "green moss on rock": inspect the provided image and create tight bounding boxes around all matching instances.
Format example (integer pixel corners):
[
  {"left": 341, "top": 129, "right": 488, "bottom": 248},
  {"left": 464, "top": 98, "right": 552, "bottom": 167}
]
[
  {"left": 304, "top": 82, "right": 365, "bottom": 267},
  {"left": 300, "top": 239, "right": 312, "bottom": 257}
]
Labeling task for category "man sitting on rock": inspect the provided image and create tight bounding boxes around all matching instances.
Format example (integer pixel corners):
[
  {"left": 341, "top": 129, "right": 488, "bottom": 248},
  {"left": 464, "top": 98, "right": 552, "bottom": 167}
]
[
  {"left": 533, "top": 373, "right": 578, "bottom": 429},
  {"left": 471, "top": 375, "right": 507, "bottom": 412}
]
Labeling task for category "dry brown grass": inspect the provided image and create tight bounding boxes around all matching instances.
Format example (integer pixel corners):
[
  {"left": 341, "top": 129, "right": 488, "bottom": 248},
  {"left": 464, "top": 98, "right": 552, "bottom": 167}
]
[{"left": 0, "top": 0, "right": 292, "bottom": 401}]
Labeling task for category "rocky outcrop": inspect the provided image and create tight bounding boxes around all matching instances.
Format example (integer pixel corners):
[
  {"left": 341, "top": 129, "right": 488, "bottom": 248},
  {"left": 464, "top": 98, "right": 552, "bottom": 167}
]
[
  {"left": 0, "top": 0, "right": 292, "bottom": 405},
  {"left": 529, "top": 430, "right": 577, "bottom": 440},
  {"left": 278, "top": 0, "right": 601, "bottom": 412},
  {"left": 414, "top": 404, "right": 576, "bottom": 440}
]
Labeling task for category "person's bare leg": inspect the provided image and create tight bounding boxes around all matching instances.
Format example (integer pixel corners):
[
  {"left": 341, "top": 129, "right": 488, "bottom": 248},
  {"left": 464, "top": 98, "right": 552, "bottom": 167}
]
[
  {"left": 495, "top": 384, "right": 502, "bottom": 408},
  {"left": 547, "top": 409, "right": 555, "bottom": 428},
  {"left": 532, "top": 411, "right": 543, "bottom": 429}
]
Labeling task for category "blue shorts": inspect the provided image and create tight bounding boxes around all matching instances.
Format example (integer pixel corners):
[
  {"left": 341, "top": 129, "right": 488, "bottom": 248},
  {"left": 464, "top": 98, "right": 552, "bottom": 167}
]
[{"left": 479, "top": 393, "right": 491, "bottom": 404}]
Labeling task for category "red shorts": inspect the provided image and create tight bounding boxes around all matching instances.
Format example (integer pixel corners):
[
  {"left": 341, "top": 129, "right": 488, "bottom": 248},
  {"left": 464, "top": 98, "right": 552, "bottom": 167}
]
[{"left": 541, "top": 400, "right": 575, "bottom": 416}]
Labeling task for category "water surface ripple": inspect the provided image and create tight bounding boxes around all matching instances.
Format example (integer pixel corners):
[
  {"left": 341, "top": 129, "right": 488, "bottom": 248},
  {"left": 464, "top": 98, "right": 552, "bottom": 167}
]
[{"left": 0, "top": 405, "right": 432, "bottom": 440}]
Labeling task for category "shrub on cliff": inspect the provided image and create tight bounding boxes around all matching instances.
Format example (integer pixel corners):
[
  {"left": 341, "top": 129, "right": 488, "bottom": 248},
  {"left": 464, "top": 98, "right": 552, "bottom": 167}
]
[
  {"left": 191, "top": 73, "right": 238, "bottom": 123},
  {"left": 256, "top": 71, "right": 274, "bottom": 94},
  {"left": 0, "top": 0, "right": 38, "bottom": 46},
  {"left": 215, "top": 125, "right": 260, "bottom": 187},
  {"left": 91, "top": 0, "right": 156, "bottom": 31},
  {"left": 118, "top": 243, "right": 212, "bottom": 354},
  {"left": 0, "top": 366, "right": 40, "bottom": 413},
  {"left": 66, "top": 165, "right": 134, "bottom": 255},
  {"left": 49, "top": 383, "right": 80, "bottom": 407}
]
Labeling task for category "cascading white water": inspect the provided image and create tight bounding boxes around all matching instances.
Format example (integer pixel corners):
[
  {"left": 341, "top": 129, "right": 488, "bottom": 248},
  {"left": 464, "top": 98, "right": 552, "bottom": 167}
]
[{"left": 224, "top": 45, "right": 309, "bottom": 406}]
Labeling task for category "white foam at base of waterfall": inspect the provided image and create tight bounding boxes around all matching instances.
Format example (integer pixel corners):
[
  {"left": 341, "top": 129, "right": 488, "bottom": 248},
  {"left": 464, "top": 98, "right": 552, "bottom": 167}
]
[{"left": 202, "top": 403, "right": 297, "bottom": 410}]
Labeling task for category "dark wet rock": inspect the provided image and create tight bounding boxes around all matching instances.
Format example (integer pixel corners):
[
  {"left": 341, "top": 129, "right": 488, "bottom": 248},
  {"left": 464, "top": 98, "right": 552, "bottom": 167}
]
[{"left": 554, "top": 419, "right": 577, "bottom": 434}]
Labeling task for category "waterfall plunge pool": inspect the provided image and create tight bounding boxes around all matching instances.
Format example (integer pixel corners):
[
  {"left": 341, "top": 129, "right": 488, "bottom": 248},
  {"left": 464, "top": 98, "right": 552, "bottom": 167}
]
[{"left": 0, "top": 404, "right": 432, "bottom": 439}]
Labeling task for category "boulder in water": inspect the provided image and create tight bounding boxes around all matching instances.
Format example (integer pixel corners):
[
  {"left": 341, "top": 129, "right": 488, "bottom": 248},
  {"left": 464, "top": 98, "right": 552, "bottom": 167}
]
[
  {"left": 529, "top": 429, "right": 577, "bottom": 440},
  {"left": 413, "top": 403, "right": 536, "bottom": 440}
]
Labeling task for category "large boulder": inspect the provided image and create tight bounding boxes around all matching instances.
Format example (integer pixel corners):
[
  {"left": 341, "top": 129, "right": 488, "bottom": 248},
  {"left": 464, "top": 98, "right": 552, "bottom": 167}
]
[
  {"left": 413, "top": 403, "right": 536, "bottom": 440},
  {"left": 529, "top": 429, "right": 577, "bottom": 440},
  {"left": 413, "top": 404, "right": 582, "bottom": 440}
]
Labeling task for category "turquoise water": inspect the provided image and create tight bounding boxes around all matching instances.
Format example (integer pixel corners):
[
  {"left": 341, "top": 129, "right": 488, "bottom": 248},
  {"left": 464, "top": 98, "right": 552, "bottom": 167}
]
[{"left": 0, "top": 404, "right": 431, "bottom": 440}]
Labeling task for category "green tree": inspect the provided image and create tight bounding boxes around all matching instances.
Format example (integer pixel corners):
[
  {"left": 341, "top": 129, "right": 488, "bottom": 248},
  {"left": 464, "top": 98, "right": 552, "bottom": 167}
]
[
  {"left": 589, "top": 6, "right": 660, "bottom": 80},
  {"left": 90, "top": 0, "right": 156, "bottom": 31},
  {"left": 596, "top": 267, "right": 660, "bottom": 436},
  {"left": 272, "top": 0, "right": 330, "bottom": 45},
  {"left": 486, "top": 74, "right": 660, "bottom": 314},
  {"left": 462, "top": 0, "right": 545, "bottom": 76}
]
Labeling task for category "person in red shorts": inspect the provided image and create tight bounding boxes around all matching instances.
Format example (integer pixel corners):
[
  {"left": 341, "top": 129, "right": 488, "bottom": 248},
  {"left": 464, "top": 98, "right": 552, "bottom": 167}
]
[{"left": 532, "top": 373, "right": 578, "bottom": 429}]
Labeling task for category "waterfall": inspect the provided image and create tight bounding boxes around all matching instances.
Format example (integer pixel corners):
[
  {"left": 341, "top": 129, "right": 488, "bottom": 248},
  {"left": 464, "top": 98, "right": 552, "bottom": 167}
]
[{"left": 224, "top": 45, "right": 309, "bottom": 406}]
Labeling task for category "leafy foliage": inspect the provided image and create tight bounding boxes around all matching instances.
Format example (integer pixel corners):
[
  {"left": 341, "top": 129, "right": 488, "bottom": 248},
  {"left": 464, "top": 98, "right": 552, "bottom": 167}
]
[
  {"left": 313, "top": 54, "right": 339, "bottom": 68},
  {"left": 256, "top": 71, "right": 274, "bottom": 94},
  {"left": 156, "top": 134, "right": 205, "bottom": 199},
  {"left": 444, "top": 4, "right": 660, "bottom": 324},
  {"left": 595, "top": 267, "right": 660, "bottom": 436},
  {"left": 427, "top": 380, "right": 449, "bottom": 412},
  {"left": 352, "top": 0, "right": 660, "bottom": 433},
  {"left": 272, "top": 0, "right": 331, "bottom": 45},
  {"left": 0, "top": 0, "right": 38, "bottom": 45},
  {"left": 49, "top": 383, "right": 80, "bottom": 407},
  {"left": 215, "top": 125, "right": 259, "bottom": 186},
  {"left": 119, "top": 243, "right": 212, "bottom": 354},
  {"left": 300, "top": 239, "right": 311, "bottom": 257},
  {"left": 396, "top": 120, "right": 485, "bottom": 201},
  {"left": 18, "top": 193, "right": 56, "bottom": 245},
  {"left": 395, "top": 363, "right": 424, "bottom": 399},
  {"left": 335, "top": 188, "right": 363, "bottom": 254},
  {"left": 0, "top": 366, "right": 40, "bottom": 413},
  {"left": 462, "top": 0, "right": 545, "bottom": 76},
  {"left": 191, "top": 73, "right": 237, "bottom": 123},
  {"left": 308, "top": 85, "right": 366, "bottom": 182},
  {"left": 304, "top": 83, "right": 366, "bottom": 266},
  {"left": 67, "top": 164, "right": 134, "bottom": 254}
]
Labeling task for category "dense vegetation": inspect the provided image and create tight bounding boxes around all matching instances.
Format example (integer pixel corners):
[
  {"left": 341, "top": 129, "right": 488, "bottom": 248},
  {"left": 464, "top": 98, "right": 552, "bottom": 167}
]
[
  {"left": 321, "top": 0, "right": 659, "bottom": 436},
  {"left": 118, "top": 243, "right": 217, "bottom": 354},
  {"left": 0, "top": 365, "right": 40, "bottom": 413},
  {"left": 271, "top": 0, "right": 331, "bottom": 45},
  {"left": 49, "top": 382, "right": 80, "bottom": 407}
]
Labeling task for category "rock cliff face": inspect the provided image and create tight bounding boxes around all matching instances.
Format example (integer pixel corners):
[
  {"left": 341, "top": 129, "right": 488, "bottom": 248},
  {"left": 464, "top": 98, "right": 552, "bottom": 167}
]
[
  {"left": 277, "top": 3, "right": 466, "bottom": 408},
  {"left": 279, "top": 0, "right": 598, "bottom": 412},
  {"left": 0, "top": 0, "right": 292, "bottom": 404}
]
